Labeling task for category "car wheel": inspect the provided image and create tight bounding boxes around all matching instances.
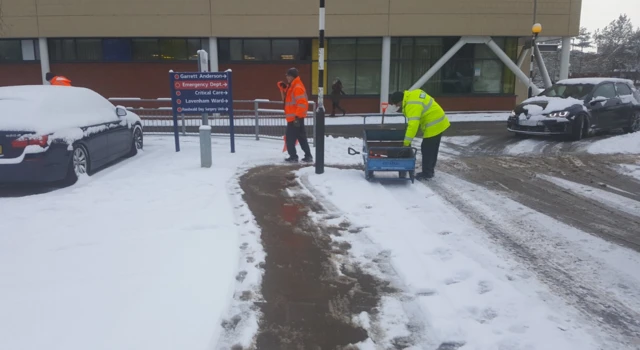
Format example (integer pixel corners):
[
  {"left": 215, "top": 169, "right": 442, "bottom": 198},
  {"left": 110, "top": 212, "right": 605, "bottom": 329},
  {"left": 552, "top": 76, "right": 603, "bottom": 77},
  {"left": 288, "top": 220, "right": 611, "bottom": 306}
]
[
  {"left": 127, "top": 126, "right": 143, "bottom": 157},
  {"left": 62, "top": 144, "right": 89, "bottom": 186},
  {"left": 623, "top": 111, "right": 640, "bottom": 133},
  {"left": 570, "top": 114, "right": 585, "bottom": 141}
]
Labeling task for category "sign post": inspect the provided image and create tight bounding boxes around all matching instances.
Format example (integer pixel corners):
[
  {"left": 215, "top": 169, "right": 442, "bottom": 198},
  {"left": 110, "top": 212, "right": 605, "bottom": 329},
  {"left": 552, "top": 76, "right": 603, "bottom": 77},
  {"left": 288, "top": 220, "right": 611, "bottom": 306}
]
[{"left": 169, "top": 70, "right": 234, "bottom": 162}]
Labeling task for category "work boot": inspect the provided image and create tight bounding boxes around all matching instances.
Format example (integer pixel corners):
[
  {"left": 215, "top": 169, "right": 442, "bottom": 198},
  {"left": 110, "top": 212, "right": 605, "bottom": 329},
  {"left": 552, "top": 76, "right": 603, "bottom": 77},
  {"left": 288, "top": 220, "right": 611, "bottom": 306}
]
[
  {"left": 285, "top": 156, "right": 298, "bottom": 163},
  {"left": 415, "top": 172, "right": 434, "bottom": 181},
  {"left": 302, "top": 155, "right": 313, "bottom": 163}
]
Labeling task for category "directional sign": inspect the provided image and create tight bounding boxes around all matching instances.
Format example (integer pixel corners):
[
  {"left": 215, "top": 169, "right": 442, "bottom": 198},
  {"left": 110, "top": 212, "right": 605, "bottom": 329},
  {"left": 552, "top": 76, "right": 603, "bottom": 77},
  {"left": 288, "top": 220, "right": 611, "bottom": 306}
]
[{"left": 169, "top": 72, "right": 233, "bottom": 114}]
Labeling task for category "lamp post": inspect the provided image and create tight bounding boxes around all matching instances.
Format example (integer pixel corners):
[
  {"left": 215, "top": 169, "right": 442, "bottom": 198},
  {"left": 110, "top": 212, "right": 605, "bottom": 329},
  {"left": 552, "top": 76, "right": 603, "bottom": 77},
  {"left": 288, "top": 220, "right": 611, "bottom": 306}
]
[{"left": 528, "top": 23, "right": 542, "bottom": 97}]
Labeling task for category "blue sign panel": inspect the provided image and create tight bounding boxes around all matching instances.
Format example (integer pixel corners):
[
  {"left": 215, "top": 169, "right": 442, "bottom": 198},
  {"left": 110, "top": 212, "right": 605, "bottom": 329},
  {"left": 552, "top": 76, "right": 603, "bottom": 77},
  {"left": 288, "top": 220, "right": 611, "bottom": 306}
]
[{"left": 169, "top": 72, "right": 233, "bottom": 114}]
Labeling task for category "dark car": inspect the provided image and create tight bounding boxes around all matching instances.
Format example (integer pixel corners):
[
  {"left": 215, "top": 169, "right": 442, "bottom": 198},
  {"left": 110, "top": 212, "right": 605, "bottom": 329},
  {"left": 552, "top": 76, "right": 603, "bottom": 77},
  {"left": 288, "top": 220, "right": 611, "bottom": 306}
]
[
  {"left": 0, "top": 85, "right": 144, "bottom": 185},
  {"left": 507, "top": 78, "right": 640, "bottom": 140}
]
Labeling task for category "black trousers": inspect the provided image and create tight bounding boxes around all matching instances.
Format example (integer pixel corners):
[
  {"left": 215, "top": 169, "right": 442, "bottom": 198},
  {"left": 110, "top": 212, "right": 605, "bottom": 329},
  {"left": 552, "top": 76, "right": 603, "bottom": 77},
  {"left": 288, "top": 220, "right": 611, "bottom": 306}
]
[
  {"left": 286, "top": 118, "right": 312, "bottom": 159},
  {"left": 421, "top": 134, "right": 442, "bottom": 176},
  {"left": 331, "top": 100, "right": 345, "bottom": 116}
]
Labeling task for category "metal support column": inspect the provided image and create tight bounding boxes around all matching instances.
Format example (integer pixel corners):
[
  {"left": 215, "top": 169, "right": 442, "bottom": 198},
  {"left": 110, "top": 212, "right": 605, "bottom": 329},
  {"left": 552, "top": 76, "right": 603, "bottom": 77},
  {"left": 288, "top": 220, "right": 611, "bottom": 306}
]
[
  {"left": 39, "top": 38, "right": 50, "bottom": 84},
  {"left": 533, "top": 43, "right": 552, "bottom": 88},
  {"left": 486, "top": 38, "right": 542, "bottom": 95},
  {"left": 559, "top": 37, "right": 571, "bottom": 80},
  {"left": 209, "top": 37, "right": 219, "bottom": 73},
  {"left": 380, "top": 36, "right": 391, "bottom": 111}
]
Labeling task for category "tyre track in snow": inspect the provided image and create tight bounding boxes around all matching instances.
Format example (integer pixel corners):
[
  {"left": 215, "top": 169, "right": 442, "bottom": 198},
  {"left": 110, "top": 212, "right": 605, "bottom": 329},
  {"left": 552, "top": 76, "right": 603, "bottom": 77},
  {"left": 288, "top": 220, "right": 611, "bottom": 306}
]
[
  {"left": 414, "top": 173, "right": 640, "bottom": 348},
  {"left": 438, "top": 155, "right": 640, "bottom": 250}
]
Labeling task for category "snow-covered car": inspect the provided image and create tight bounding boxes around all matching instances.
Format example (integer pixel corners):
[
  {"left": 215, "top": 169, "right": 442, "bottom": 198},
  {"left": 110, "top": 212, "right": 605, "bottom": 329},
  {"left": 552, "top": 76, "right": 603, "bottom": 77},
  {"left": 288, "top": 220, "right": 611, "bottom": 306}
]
[
  {"left": 0, "top": 85, "right": 143, "bottom": 185},
  {"left": 507, "top": 78, "right": 640, "bottom": 140}
]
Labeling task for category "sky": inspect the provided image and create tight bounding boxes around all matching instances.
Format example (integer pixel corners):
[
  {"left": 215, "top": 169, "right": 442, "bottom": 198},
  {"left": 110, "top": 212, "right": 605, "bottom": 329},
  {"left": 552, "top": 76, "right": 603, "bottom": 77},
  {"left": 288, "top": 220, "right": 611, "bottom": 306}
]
[{"left": 581, "top": 0, "right": 640, "bottom": 33}]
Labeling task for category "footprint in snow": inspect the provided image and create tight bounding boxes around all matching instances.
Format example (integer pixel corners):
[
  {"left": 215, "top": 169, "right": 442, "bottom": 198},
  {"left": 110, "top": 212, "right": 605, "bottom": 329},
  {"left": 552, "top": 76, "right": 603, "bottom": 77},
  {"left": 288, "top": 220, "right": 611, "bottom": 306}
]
[
  {"left": 416, "top": 288, "right": 437, "bottom": 297},
  {"left": 478, "top": 280, "right": 493, "bottom": 294},
  {"left": 444, "top": 270, "right": 472, "bottom": 285}
]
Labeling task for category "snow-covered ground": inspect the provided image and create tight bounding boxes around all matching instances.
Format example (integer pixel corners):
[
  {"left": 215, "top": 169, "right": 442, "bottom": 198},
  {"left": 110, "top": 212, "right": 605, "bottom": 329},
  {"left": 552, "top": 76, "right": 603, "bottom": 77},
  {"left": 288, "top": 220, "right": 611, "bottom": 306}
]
[
  {"left": 2, "top": 125, "right": 639, "bottom": 349},
  {"left": 297, "top": 167, "right": 640, "bottom": 349},
  {"left": 0, "top": 137, "right": 282, "bottom": 350},
  {"left": 588, "top": 132, "right": 640, "bottom": 154}
]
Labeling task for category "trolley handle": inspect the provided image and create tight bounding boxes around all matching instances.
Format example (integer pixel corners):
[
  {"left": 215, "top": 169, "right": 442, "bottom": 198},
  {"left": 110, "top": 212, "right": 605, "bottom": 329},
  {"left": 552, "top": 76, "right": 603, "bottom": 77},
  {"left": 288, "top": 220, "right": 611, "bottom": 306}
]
[{"left": 348, "top": 147, "right": 361, "bottom": 155}]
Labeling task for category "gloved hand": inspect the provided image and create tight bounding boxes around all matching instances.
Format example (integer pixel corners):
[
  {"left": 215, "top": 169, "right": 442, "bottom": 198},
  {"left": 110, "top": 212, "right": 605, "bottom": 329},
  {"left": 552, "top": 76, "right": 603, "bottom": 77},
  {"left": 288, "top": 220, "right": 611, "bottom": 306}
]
[{"left": 278, "top": 81, "right": 288, "bottom": 91}]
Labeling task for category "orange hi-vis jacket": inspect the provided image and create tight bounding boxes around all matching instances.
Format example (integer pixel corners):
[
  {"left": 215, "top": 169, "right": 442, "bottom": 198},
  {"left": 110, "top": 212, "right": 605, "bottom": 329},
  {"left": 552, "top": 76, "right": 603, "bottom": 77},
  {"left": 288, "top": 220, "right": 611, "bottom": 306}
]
[
  {"left": 50, "top": 76, "right": 72, "bottom": 86},
  {"left": 283, "top": 77, "right": 308, "bottom": 122}
]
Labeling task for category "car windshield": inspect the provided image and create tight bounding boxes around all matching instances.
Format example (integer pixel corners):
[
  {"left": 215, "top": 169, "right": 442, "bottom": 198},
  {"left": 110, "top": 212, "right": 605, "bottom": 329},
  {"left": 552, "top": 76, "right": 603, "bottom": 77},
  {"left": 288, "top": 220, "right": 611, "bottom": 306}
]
[{"left": 539, "top": 83, "right": 595, "bottom": 99}]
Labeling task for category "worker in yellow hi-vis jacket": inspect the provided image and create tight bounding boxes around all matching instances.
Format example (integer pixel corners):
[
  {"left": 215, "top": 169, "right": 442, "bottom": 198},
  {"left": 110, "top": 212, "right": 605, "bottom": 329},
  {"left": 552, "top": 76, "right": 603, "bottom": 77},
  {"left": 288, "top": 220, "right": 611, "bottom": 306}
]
[{"left": 390, "top": 90, "right": 450, "bottom": 180}]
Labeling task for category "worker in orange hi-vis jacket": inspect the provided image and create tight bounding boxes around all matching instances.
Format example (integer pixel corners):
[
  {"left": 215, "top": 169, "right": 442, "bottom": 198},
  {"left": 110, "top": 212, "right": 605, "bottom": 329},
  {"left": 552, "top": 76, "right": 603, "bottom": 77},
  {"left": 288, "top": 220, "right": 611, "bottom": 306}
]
[
  {"left": 45, "top": 72, "right": 72, "bottom": 86},
  {"left": 277, "top": 68, "right": 312, "bottom": 163}
]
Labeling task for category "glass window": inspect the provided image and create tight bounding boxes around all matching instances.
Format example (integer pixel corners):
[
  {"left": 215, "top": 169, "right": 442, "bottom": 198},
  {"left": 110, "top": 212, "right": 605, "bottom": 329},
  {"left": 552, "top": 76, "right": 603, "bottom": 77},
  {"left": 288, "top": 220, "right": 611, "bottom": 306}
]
[
  {"left": 593, "top": 83, "right": 616, "bottom": 99},
  {"left": 328, "top": 61, "right": 356, "bottom": 94},
  {"left": 160, "top": 39, "right": 187, "bottom": 60},
  {"left": 49, "top": 39, "right": 63, "bottom": 61},
  {"left": 356, "top": 38, "right": 381, "bottom": 60},
  {"left": 442, "top": 58, "right": 474, "bottom": 94},
  {"left": 62, "top": 39, "right": 77, "bottom": 61},
  {"left": 187, "top": 39, "right": 203, "bottom": 60},
  {"left": 328, "top": 39, "right": 356, "bottom": 60},
  {"left": 616, "top": 83, "right": 633, "bottom": 96},
  {"left": 132, "top": 39, "right": 160, "bottom": 61},
  {"left": 272, "top": 39, "right": 299, "bottom": 60},
  {"left": 355, "top": 61, "right": 381, "bottom": 94},
  {"left": 21, "top": 40, "right": 37, "bottom": 61},
  {"left": 243, "top": 39, "right": 270, "bottom": 60},
  {"left": 0, "top": 40, "right": 21, "bottom": 61},
  {"left": 76, "top": 39, "right": 102, "bottom": 61},
  {"left": 103, "top": 39, "right": 132, "bottom": 61},
  {"left": 299, "top": 39, "right": 312, "bottom": 61},
  {"left": 473, "top": 59, "right": 503, "bottom": 93},
  {"left": 230, "top": 39, "right": 242, "bottom": 61}
]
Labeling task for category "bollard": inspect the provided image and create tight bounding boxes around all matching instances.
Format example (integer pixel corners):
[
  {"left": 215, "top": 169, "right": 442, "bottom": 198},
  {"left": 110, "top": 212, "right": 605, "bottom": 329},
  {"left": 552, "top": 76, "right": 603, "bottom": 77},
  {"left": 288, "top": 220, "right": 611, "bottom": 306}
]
[{"left": 199, "top": 125, "right": 212, "bottom": 168}]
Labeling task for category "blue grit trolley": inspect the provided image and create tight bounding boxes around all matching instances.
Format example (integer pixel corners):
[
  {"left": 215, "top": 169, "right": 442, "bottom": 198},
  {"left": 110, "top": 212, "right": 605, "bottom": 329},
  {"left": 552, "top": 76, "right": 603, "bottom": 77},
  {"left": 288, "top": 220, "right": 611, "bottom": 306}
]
[{"left": 348, "top": 116, "right": 418, "bottom": 184}]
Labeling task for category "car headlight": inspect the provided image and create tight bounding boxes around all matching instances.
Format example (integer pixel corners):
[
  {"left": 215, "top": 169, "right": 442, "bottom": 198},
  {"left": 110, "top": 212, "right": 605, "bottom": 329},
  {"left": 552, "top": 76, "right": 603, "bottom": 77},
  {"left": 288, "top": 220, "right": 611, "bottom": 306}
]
[
  {"left": 547, "top": 111, "right": 570, "bottom": 118},
  {"left": 510, "top": 110, "right": 516, "bottom": 117}
]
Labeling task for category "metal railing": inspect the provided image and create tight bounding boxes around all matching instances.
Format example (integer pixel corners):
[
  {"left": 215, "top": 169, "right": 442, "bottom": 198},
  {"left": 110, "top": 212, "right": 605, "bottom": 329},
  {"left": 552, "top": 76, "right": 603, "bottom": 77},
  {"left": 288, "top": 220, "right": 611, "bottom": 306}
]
[{"left": 108, "top": 98, "right": 317, "bottom": 146}]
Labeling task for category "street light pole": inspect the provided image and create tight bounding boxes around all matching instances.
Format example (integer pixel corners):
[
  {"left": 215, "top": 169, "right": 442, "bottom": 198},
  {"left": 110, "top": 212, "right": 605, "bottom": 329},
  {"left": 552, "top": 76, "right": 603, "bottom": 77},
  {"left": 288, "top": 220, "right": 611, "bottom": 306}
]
[{"left": 529, "top": 23, "right": 542, "bottom": 97}]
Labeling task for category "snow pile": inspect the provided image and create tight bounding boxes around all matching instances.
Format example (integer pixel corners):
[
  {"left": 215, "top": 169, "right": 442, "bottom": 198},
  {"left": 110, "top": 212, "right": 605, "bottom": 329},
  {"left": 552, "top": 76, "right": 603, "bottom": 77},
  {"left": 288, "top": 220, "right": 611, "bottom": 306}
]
[
  {"left": 587, "top": 132, "right": 640, "bottom": 154},
  {"left": 619, "top": 163, "right": 640, "bottom": 181},
  {"left": 521, "top": 96, "right": 584, "bottom": 114},
  {"left": 557, "top": 77, "right": 634, "bottom": 86},
  {"left": 298, "top": 168, "right": 601, "bottom": 349},
  {"left": 0, "top": 85, "right": 140, "bottom": 135}
]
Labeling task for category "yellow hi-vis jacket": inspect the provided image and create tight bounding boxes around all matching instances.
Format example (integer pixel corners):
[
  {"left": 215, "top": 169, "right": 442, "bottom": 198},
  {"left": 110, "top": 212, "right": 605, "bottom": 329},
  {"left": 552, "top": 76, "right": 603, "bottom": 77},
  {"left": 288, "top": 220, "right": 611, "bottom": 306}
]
[{"left": 402, "top": 89, "right": 450, "bottom": 146}]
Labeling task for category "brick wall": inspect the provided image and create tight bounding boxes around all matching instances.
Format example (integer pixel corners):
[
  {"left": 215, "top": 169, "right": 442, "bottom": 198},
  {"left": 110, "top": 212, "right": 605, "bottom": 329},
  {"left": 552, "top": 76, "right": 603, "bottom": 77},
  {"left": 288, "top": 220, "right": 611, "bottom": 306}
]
[{"left": 0, "top": 62, "right": 515, "bottom": 112}]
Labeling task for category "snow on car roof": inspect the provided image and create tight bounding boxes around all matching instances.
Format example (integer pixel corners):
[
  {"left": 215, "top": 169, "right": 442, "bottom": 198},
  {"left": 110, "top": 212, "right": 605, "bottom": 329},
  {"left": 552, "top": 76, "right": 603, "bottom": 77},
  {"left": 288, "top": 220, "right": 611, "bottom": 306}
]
[
  {"left": 556, "top": 78, "right": 634, "bottom": 86},
  {"left": 0, "top": 85, "right": 133, "bottom": 134}
]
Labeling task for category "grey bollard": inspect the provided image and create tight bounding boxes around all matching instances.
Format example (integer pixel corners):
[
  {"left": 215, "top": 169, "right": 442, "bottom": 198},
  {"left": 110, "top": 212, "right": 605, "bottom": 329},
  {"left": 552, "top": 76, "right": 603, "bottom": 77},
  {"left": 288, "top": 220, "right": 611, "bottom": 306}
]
[{"left": 199, "top": 125, "right": 212, "bottom": 168}]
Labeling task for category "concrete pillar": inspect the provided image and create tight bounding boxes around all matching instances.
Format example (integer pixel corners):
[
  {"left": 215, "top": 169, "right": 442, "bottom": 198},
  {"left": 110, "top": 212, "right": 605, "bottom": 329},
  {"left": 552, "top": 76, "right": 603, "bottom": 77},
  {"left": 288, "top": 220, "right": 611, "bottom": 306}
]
[
  {"left": 209, "top": 37, "right": 219, "bottom": 72},
  {"left": 38, "top": 38, "right": 50, "bottom": 85},
  {"left": 559, "top": 37, "right": 571, "bottom": 80},
  {"left": 380, "top": 36, "right": 391, "bottom": 112}
]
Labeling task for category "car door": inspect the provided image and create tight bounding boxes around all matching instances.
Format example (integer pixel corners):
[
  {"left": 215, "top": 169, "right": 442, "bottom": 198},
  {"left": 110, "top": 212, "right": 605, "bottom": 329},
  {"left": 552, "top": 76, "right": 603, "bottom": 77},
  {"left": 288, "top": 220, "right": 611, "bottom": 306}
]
[
  {"left": 81, "top": 121, "right": 112, "bottom": 169},
  {"left": 587, "top": 83, "right": 619, "bottom": 130},
  {"left": 615, "top": 82, "right": 635, "bottom": 127}
]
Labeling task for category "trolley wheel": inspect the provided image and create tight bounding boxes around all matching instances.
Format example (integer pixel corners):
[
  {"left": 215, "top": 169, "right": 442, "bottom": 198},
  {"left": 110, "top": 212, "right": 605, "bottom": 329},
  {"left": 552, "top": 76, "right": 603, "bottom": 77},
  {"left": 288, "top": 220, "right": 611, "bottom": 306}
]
[
  {"left": 409, "top": 171, "right": 415, "bottom": 184},
  {"left": 365, "top": 170, "right": 374, "bottom": 181}
]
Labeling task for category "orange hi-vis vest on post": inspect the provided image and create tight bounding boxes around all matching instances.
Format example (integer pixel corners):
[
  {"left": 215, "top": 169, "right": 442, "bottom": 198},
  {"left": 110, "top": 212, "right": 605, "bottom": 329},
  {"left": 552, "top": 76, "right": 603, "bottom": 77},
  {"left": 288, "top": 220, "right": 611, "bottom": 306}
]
[
  {"left": 284, "top": 77, "right": 308, "bottom": 122},
  {"left": 50, "top": 76, "right": 72, "bottom": 86}
]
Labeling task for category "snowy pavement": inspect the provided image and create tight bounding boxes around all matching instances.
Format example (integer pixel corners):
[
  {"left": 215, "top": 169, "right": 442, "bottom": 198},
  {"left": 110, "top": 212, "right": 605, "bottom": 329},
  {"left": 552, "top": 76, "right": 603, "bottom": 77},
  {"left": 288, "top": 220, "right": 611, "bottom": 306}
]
[{"left": 1, "top": 126, "right": 640, "bottom": 349}]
